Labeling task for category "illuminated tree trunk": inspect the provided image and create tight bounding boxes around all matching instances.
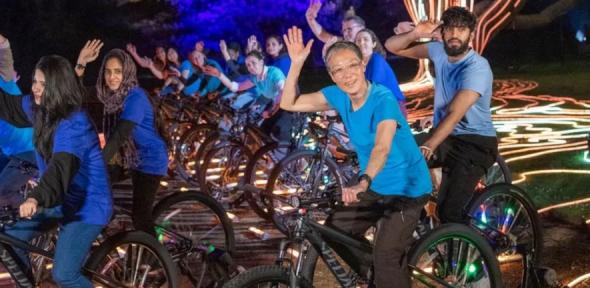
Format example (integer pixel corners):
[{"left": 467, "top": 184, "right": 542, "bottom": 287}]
[{"left": 402, "top": 0, "right": 527, "bottom": 85}]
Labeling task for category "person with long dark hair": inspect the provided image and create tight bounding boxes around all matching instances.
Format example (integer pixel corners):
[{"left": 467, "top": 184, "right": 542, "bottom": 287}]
[
  {"left": 0, "top": 54, "right": 112, "bottom": 287},
  {"left": 80, "top": 47, "right": 168, "bottom": 236}
]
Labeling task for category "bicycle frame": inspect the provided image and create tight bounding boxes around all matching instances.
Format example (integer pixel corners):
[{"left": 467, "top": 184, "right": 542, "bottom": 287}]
[
  {"left": 0, "top": 231, "right": 122, "bottom": 288},
  {"left": 277, "top": 213, "right": 453, "bottom": 288}
]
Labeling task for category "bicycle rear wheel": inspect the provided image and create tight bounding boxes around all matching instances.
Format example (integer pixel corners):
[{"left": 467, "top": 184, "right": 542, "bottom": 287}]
[
  {"left": 152, "top": 191, "right": 236, "bottom": 286},
  {"left": 174, "top": 124, "right": 217, "bottom": 184},
  {"left": 85, "top": 230, "right": 179, "bottom": 288},
  {"left": 408, "top": 224, "right": 504, "bottom": 288},
  {"left": 199, "top": 142, "right": 252, "bottom": 200},
  {"left": 222, "top": 265, "right": 310, "bottom": 288}
]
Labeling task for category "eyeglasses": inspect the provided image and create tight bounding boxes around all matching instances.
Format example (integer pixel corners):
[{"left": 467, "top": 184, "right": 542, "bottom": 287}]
[{"left": 328, "top": 61, "right": 362, "bottom": 79}]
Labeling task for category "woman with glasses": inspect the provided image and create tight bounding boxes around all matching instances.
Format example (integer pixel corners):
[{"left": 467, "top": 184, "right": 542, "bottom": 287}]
[{"left": 279, "top": 26, "right": 431, "bottom": 288}]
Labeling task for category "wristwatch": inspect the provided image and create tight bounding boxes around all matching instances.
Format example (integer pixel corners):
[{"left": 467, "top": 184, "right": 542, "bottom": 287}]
[{"left": 358, "top": 174, "right": 372, "bottom": 188}]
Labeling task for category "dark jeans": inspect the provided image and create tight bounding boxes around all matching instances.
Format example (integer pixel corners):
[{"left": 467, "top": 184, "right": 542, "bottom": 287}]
[
  {"left": 4, "top": 207, "right": 104, "bottom": 287},
  {"left": 325, "top": 191, "right": 427, "bottom": 288},
  {"left": 415, "top": 133, "right": 498, "bottom": 224},
  {"left": 131, "top": 170, "right": 162, "bottom": 236}
]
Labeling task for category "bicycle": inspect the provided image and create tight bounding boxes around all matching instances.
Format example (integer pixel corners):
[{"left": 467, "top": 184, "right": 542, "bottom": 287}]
[
  {"left": 222, "top": 195, "right": 503, "bottom": 287},
  {"left": 109, "top": 183, "right": 237, "bottom": 287},
  {"left": 0, "top": 206, "right": 179, "bottom": 287}
]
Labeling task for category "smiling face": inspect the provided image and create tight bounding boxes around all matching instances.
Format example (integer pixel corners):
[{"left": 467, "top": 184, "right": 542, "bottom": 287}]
[
  {"left": 326, "top": 48, "right": 366, "bottom": 95},
  {"left": 104, "top": 57, "right": 123, "bottom": 91},
  {"left": 245, "top": 55, "right": 264, "bottom": 76},
  {"left": 355, "top": 31, "right": 376, "bottom": 59},
  {"left": 31, "top": 69, "right": 45, "bottom": 105},
  {"left": 155, "top": 46, "right": 166, "bottom": 62},
  {"left": 167, "top": 48, "right": 179, "bottom": 63},
  {"left": 265, "top": 37, "right": 283, "bottom": 58}
]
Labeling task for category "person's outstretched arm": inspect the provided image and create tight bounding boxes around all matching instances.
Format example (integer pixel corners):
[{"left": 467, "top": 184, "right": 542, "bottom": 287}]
[
  {"left": 384, "top": 21, "right": 440, "bottom": 59},
  {"left": 75, "top": 39, "right": 104, "bottom": 77},
  {"left": 126, "top": 43, "right": 150, "bottom": 68},
  {"left": 202, "top": 66, "right": 254, "bottom": 92},
  {"left": 280, "top": 26, "right": 330, "bottom": 112},
  {"left": 305, "top": 0, "right": 335, "bottom": 43},
  {"left": 0, "top": 34, "right": 15, "bottom": 82}
]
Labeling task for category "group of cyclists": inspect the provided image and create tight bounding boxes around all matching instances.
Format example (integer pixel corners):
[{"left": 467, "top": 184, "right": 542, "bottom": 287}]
[{"left": 0, "top": 4, "right": 514, "bottom": 287}]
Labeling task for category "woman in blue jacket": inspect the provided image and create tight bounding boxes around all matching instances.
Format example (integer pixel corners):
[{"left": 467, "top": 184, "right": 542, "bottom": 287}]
[{"left": 0, "top": 55, "right": 112, "bottom": 288}]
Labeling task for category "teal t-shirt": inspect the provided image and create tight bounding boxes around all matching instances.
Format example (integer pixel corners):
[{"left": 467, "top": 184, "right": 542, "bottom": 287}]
[
  {"left": 427, "top": 42, "right": 496, "bottom": 137},
  {"left": 248, "top": 66, "right": 285, "bottom": 101},
  {"left": 320, "top": 83, "right": 431, "bottom": 197}
]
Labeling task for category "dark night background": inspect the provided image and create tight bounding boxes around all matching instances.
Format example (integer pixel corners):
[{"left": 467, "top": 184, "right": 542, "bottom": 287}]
[{"left": 0, "top": 0, "right": 588, "bottom": 94}]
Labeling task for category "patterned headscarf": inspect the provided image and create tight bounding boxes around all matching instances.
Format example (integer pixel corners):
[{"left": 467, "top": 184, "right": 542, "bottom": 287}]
[{"left": 96, "top": 49, "right": 138, "bottom": 113}]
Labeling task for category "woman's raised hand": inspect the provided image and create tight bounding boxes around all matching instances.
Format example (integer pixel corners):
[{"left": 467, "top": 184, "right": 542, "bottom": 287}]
[
  {"left": 77, "top": 39, "right": 104, "bottom": 66},
  {"left": 283, "top": 26, "right": 314, "bottom": 67}
]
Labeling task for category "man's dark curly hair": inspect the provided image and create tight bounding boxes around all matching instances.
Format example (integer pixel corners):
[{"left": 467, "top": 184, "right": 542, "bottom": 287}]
[{"left": 441, "top": 6, "right": 477, "bottom": 32}]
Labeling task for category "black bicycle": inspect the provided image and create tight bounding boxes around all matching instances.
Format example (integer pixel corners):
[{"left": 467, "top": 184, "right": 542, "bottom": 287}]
[
  {"left": 0, "top": 206, "right": 179, "bottom": 287},
  {"left": 222, "top": 195, "right": 503, "bottom": 288}
]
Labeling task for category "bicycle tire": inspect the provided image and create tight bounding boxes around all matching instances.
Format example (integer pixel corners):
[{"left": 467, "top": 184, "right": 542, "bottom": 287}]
[
  {"left": 408, "top": 223, "right": 504, "bottom": 288},
  {"left": 152, "top": 191, "right": 236, "bottom": 254},
  {"left": 242, "top": 142, "right": 292, "bottom": 220},
  {"left": 85, "top": 230, "right": 179, "bottom": 288},
  {"left": 174, "top": 123, "right": 217, "bottom": 185},
  {"left": 469, "top": 183, "right": 543, "bottom": 265},
  {"left": 222, "top": 265, "right": 311, "bottom": 288},
  {"left": 481, "top": 155, "right": 512, "bottom": 187},
  {"left": 199, "top": 141, "right": 253, "bottom": 198},
  {"left": 264, "top": 149, "right": 344, "bottom": 234}
]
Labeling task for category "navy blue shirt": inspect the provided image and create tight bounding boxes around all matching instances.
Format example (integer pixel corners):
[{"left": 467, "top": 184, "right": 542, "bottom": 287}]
[
  {"left": 120, "top": 87, "right": 168, "bottom": 176},
  {"left": 321, "top": 83, "right": 431, "bottom": 197},
  {"left": 269, "top": 54, "right": 291, "bottom": 78},
  {"left": 21, "top": 95, "right": 113, "bottom": 225},
  {"left": 365, "top": 53, "right": 405, "bottom": 102}
]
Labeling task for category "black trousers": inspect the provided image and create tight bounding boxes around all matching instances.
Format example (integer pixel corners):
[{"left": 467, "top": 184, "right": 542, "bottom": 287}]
[
  {"left": 415, "top": 133, "right": 498, "bottom": 224},
  {"left": 131, "top": 170, "right": 162, "bottom": 236},
  {"left": 325, "top": 192, "right": 427, "bottom": 288},
  {"left": 260, "top": 109, "right": 294, "bottom": 143}
]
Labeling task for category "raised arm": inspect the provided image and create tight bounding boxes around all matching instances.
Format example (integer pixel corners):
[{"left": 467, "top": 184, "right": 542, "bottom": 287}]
[
  {"left": 202, "top": 65, "right": 254, "bottom": 92},
  {"left": 384, "top": 21, "right": 441, "bottom": 59},
  {"left": 126, "top": 43, "right": 150, "bottom": 68},
  {"left": 280, "top": 26, "right": 330, "bottom": 112},
  {"left": 0, "top": 34, "right": 15, "bottom": 82},
  {"left": 305, "top": 0, "right": 335, "bottom": 43},
  {"left": 75, "top": 39, "right": 104, "bottom": 77}
]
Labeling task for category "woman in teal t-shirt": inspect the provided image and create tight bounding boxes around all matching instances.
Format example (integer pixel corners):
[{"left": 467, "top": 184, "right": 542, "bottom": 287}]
[{"left": 278, "top": 27, "right": 431, "bottom": 288}]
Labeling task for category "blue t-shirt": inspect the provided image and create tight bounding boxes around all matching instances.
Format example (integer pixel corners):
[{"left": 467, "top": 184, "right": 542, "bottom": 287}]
[
  {"left": 180, "top": 59, "right": 224, "bottom": 97},
  {"left": 0, "top": 81, "right": 34, "bottom": 156},
  {"left": 365, "top": 53, "right": 405, "bottom": 102},
  {"left": 21, "top": 95, "right": 112, "bottom": 225},
  {"left": 269, "top": 54, "right": 291, "bottom": 77},
  {"left": 120, "top": 87, "right": 168, "bottom": 176},
  {"left": 248, "top": 66, "right": 285, "bottom": 101},
  {"left": 321, "top": 83, "right": 431, "bottom": 197},
  {"left": 427, "top": 42, "right": 496, "bottom": 137}
]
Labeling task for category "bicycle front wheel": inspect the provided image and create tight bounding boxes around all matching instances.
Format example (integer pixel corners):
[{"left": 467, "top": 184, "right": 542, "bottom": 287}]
[
  {"left": 222, "top": 265, "right": 310, "bottom": 288},
  {"left": 85, "top": 230, "right": 179, "bottom": 288}
]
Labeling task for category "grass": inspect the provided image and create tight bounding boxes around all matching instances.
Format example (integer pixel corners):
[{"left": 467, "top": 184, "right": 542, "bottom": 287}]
[{"left": 494, "top": 58, "right": 590, "bottom": 99}]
